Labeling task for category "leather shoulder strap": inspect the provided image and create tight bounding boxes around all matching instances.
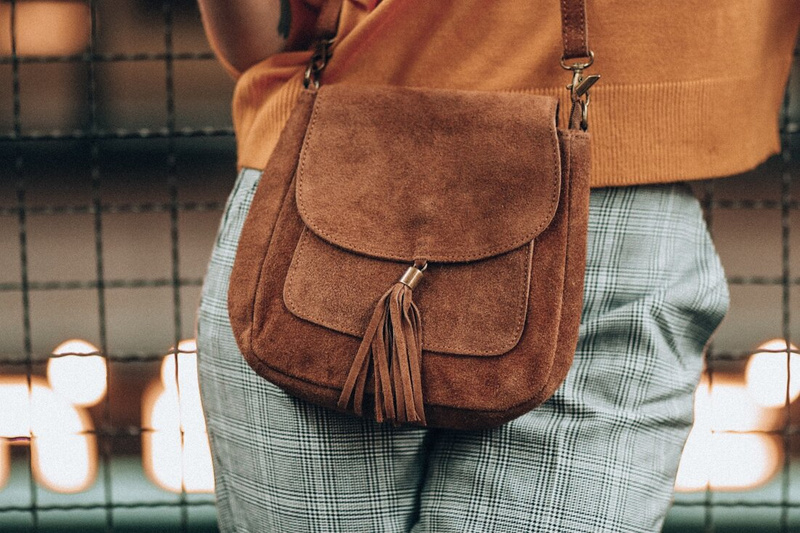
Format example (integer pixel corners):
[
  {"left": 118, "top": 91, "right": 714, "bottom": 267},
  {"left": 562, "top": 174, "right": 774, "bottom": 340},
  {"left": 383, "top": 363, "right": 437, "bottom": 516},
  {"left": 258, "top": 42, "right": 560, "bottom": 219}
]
[
  {"left": 560, "top": 0, "right": 591, "bottom": 61},
  {"left": 313, "top": 0, "right": 344, "bottom": 40}
]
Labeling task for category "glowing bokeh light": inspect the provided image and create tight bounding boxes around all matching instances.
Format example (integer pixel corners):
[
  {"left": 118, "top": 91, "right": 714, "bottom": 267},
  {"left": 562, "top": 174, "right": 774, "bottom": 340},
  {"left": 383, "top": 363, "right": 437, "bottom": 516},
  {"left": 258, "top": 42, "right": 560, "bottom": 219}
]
[
  {"left": 676, "top": 429, "right": 783, "bottom": 492},
  {"left": 159, "top": 339, "right": 206, "bottom": 432},
  {"left": 675, "top": 377, "right": 783, "bottom": 492},
  {"left": 48, "top": 339, "right": 107, "bottom": 407},
  {"left": 698, "top": 378, "right": 780, "bottom": 433},
  {"left": 142, "top": 340, "right": 214, "bottom": 493},
  {"left": 0, "top": 1, "right": 91, "bottom": 56},
  {"left": 0, "top": 376, "right": 96, "bottom": 493},
  {"left": 745, "top": 339, "right": 800, "bottom": 408},
  {"left": 33, "top": 432, "right": 97, "bottom": 494},
  {"left": 0, "top": 439, "right": 9, "bottom": 491},
  {"left": 0, "top": 377, "right": 32, "bottom": 439}
]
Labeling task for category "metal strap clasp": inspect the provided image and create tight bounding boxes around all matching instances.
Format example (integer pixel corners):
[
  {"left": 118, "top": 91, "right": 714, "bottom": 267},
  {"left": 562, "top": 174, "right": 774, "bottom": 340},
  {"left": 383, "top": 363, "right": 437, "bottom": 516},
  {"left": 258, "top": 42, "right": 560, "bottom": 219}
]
[
  {"left": 561, "top": 51, "right": 600, "bottom": 131},
  {"left": 303, "top": 38, "right": 335, "bottom": 89}
]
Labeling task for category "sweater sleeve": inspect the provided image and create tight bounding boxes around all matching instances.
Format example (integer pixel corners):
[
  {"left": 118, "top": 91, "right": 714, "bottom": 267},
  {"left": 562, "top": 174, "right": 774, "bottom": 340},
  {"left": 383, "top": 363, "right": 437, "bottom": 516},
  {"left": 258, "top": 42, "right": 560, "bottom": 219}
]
[{"left": 207, "top": 0, "right": 322, "bottom": 80}]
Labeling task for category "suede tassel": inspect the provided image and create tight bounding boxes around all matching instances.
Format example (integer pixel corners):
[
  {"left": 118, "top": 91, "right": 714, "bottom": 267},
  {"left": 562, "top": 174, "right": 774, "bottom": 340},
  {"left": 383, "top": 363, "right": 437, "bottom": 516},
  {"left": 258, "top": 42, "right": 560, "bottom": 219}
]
[{"left": 338, "top": 261, "right": 427, "bottom": 425}]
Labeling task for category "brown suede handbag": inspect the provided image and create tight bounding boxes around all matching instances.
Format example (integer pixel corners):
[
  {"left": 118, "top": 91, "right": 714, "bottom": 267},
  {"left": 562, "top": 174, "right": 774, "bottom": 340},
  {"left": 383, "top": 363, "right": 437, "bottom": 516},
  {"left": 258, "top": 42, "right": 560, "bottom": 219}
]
[{"left": 228, "top": 0, "right": 599, "bottom": 430}]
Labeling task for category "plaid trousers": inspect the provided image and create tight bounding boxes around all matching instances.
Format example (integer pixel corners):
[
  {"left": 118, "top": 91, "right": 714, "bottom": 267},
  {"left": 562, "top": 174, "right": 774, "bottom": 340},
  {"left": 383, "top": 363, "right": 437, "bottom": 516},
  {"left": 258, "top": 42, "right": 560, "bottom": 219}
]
[{"left": 197, "top": 168, "right": 729, "bottom": 533}]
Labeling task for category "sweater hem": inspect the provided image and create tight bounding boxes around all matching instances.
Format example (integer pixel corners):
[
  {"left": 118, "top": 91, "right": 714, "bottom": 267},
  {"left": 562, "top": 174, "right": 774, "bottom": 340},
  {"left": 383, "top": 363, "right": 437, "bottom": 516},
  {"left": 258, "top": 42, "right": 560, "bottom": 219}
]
[{"left": 235, "top": 71, "right": 788, "bottom": 188}]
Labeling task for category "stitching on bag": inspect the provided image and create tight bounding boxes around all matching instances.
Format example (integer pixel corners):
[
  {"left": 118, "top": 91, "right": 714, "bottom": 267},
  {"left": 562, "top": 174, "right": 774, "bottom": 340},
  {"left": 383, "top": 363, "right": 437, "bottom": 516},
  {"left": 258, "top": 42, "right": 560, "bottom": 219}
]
[
  {"left": 244, "top": 348, "right": 557, "bottom": 415},
  {"left": 295, "top": 90, "right": 322, "bottom": 225},
  {"left": 296, "top": 95, "right": 561, "bottom": 262},
  {"left": 561, "top": 0, "right": 587, "bottom": 54},
  {"left": 249, "top": 93, "right": 318, "bottom": 349},
  {"left": 532, "top": 129, "right": 573, "bottom": 402},
  {"left": 284, "top": 228, "right": 533, "bottom": 356},
  {"left": 283, "top": 227, "right": 316, "bottom": 325},
  {"left": 498, "top": 242, "right": 532, "bottom": 355}
]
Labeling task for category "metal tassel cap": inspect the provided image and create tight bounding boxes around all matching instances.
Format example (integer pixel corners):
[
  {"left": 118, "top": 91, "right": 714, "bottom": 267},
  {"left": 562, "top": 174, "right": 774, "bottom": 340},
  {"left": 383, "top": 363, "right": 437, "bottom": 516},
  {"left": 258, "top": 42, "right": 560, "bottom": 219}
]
[{"left": 398, "top": 266, "right": 424, "bottom": 290}]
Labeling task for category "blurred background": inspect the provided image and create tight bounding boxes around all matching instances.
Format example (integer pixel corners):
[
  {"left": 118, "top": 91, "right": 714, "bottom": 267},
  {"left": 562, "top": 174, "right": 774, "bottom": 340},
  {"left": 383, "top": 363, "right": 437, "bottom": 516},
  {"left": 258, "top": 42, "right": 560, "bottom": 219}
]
[{"left": 0, "top": 1, "right": 798, "bottom": 531}]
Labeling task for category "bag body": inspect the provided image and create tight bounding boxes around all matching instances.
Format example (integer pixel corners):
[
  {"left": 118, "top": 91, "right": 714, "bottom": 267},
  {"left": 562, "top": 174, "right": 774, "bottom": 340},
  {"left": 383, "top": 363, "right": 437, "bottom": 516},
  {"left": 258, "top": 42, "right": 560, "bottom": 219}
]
[{"left": 228, "top": 84, "right": 590, "bottom": 429}]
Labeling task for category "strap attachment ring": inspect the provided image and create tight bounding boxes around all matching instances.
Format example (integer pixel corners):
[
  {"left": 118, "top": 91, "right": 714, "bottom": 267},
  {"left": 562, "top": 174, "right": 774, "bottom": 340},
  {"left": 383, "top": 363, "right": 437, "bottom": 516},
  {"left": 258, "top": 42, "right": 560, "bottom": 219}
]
[
  {"left": 303, "top": 38, "right": 335, "bottom": 89},
  {"left": 562, "top": 51, "right": 599, "bottom": 131}
]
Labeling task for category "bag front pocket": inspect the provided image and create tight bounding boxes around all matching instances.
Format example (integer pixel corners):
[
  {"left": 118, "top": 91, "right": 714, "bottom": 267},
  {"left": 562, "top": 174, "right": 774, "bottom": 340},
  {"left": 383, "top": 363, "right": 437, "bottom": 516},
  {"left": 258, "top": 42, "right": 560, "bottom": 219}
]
[{"left": 284, "top": 227, "right": 534, "bottom": 356}]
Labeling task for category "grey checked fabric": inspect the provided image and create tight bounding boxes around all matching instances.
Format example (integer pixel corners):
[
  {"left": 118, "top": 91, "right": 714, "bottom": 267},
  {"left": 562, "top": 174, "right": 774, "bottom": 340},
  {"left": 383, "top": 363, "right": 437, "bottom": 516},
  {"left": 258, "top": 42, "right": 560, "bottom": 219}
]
[{"left": 197, "top": 168, "right": 729, "bottom": 533}]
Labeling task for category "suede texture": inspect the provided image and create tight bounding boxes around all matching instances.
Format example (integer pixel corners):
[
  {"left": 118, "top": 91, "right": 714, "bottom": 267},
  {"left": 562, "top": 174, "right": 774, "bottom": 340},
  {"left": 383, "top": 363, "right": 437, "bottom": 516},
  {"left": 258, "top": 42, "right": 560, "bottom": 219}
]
[
  {"left": 284, "top": 228, "right": 532, "bottom": 356},
  {"left": 296, "top": 85, "right": 561, "bottom": 262},
  {"left": 228, "top": 90, "right": 317, "bottom": 359},
  {"left": 228, "top": 85, "right": 590, "bottom": 430}
]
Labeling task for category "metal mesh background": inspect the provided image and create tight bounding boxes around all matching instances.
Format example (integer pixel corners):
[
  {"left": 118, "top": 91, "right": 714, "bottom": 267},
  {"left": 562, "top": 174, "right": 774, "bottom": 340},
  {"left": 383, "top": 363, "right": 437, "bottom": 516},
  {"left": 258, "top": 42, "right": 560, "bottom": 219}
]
[{"left": 0, "top": 1, "right": 798, "bottom": 532}]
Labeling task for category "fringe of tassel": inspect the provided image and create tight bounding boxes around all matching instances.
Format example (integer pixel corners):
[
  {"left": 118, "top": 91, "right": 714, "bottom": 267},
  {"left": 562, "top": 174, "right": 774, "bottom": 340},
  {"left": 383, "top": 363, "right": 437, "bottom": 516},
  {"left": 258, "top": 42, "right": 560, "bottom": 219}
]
[{"left": 337, "top": 264, "right": 427, "bottom": 425}]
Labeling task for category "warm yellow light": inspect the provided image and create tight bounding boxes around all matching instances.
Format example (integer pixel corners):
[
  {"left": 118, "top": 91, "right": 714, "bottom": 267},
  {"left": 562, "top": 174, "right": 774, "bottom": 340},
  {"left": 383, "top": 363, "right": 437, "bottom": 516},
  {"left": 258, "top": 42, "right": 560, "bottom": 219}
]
[
  {"left": 29, "top": 384, "right": 96, "bottom": 493},
  {"left": 142, "top": 340, "right": 214, "bottom": 494},
  {"left": 0, "top": 2, "right": 91, "bottom": 56},
  {"left": 699, "top": 378, "right": 779, "bottom": 433},
  {"left": 28, "top": 382, "right": 86, "bottom": 436},
  {"left": 0, "top": 439, "right": 9, "bottom": 491},
  {"left": 0, "top": 376, "right": 96, "bottom": 493},
  {"left": 144, "top": 427, "right": 183, "bottom": 492},
  {"left": 142, "top": 383, "right": 215, "bottom": 494},
  {"left": 160, "top": 339, "right": 206, "bottom": 432},
  {"left": 0, "top": 377, "right": 33, "bottom": 438},
  {"left": 48, "top": 339, "right": 107, "bottom": 407},
  {"left": 745, "top": 339, "right": 800, "bottom": 408},
  {"left": 676, "top": 431, "right": 782, "bottom": 492},
  {"left": 675, "top": 377, "right": 783, "bottom": 492},
  {"left": 33, "top": 432, "right": 97, "bottom": 494},
  {"left": 182, "top": 430, "right": 215, "bottom": 491}
]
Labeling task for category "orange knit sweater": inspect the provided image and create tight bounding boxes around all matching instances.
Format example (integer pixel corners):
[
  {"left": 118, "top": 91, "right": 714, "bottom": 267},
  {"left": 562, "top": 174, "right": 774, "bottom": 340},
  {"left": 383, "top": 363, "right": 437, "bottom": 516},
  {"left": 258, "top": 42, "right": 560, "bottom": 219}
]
[{"left": 225, "top": 0, "right": 800, "bottom": 187}]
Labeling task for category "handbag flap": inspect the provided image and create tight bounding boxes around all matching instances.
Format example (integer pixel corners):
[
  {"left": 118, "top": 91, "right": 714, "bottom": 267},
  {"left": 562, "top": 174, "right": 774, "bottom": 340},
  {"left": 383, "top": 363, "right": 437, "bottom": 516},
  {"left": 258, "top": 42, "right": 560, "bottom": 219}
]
[{"left": 296, "top": 85, "right": 561, "bottom": 263}]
